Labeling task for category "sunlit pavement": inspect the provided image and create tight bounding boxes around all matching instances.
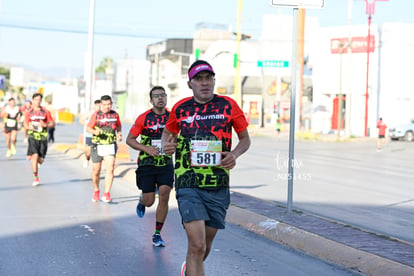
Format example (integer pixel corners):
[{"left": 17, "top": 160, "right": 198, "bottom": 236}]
[{"left": 52, "top": 134, "right": 414, "bottom": 275}]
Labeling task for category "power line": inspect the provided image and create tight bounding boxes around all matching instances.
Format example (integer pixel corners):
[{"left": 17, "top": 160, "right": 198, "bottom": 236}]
[{"left": 0, "top": 23, "right": 169, "bottom": 39}]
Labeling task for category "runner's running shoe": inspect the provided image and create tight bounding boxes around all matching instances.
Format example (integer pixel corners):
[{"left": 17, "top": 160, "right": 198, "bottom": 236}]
[
  {"left": 92, "top": 190, "right": 100, "bottom": 202},
  {"left": 181, "top": 261, "right": 186, "bottom": 276},
  {"left": 102, "top": 192, "right": 112, "bottom": 203},
  {"left": 136, "top": 195, "right": 145, "bottom": 218},
  {"left": 6, "top": 150, "right": 12, "bottom": 158},
  {"left": 11, "top": 144, "right": 16, "bottom": 155},
  {"left": 32, "top": 177, "right": 40, "bottom": 187},
  {"left": 152, "top": 233, "right": 166, "bottom": 247}
]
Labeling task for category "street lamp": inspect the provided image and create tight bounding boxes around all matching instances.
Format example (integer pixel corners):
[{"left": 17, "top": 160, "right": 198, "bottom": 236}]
[
  {"left": 84, "top": 0, "right": 95, "bottom": 113},
  {"left": 363, "top": 0, "right": 388, "bottom": 137}
]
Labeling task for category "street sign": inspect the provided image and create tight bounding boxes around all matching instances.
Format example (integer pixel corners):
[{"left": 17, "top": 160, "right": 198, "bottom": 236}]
[
  {"left": 257, "top": 60, "right": 289, "bottom": 68},
  {"left": 270, "top": 0, "right": 325, "bottom": 9}
]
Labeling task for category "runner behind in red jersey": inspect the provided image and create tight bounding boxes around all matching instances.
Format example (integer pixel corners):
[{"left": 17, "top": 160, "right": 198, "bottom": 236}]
[
  {"left": 126, "top": 86, "right": 173, "bottom": 247},
  {"left": 377, "top": 117, "right": 387, "bottom": 151},
  {"left": 86, "top": 95, "right": 122, "bottom": 203},
  {"left": 24, "top": 93, "right": 55, "bottom": 186}
]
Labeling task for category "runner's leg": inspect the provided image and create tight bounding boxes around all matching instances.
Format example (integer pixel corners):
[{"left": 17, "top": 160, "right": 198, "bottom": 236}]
[
  {"left": 184, "top": 220, "right": 208, "bottom": 276},
  {"left": 5, "top": 132, "right": 11, "bottom": 150},
  {"left": 204, "top": 225, "right": 218, "bottom": 261},
  {"left": 103, "top": 155, "right": 115, "bottom": 193},
  {"left": 92, "top": 161, "right": 102, "bottom": 191},
  {"left": 31, "top": 153, "right": 39, "bottom": 175},
  {"left": 156, "top": 185, "right": 171, "bottom": 223},
  {"left": 11, "top": 130, "right": 17, "bottom": 147}
]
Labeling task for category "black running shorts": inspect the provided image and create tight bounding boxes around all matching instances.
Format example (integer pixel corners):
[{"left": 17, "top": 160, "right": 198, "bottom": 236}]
[
  {"left": 27, "top": 137, "right": 48, "bottom": 158},
  {"left": 135, "top": 165, "right": 174, "bottom": 193}
]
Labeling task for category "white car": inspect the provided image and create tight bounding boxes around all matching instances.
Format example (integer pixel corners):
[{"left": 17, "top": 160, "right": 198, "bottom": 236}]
[{"left": 389, "top": 120, "right": 414, "bottom": 142}]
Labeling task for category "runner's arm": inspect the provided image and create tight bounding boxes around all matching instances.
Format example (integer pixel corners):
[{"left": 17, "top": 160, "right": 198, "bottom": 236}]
[
  {"left": 221, "top": 129, "right": 250, "bottom": 170},
  {"left": 86, "top": 112, "right": 99, "bottom": 135},
  {"left": 24, "top": 111, "right": 31, "bottom": 130},
  {"left": 79, "top": 114, "right": 87, "bottom": 126},
  {"left": 161, "top": 128, "right": 178, "bottom": 156},
  {"left": 126, "top": 132, "right": 159, "bottom": 156},
  {"left": 115, "top": 116, "right": 122, "bottom": 141},
  {"left": 45, "top": 110, "right": 55, "bottom": 128}
]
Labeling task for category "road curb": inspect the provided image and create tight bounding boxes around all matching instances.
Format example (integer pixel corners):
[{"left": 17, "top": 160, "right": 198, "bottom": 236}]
[{"left": 226, "top": 205, "right": 414, "bottom": 276}]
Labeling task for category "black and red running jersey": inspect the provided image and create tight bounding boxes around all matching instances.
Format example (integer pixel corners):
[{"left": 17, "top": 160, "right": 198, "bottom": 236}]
[
  {"left": 129, "top": 109, "right": 172, "bottom": 167},
  {"left": 166, "top": 95, "right": 248, "bottom": 189},
  {"left": 25, "top": 107, "right": 54, "bottom": 140},
  {"left": 87, "top": 110, "right": 121, "bottom": 145}
]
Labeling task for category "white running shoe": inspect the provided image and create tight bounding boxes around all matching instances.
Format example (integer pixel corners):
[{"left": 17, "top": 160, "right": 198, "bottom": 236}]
[
  {"left": 181, "top": 261, "right": 186, "bottom": 276},
  {"left": 32, "top": 178, "right": 40, "bottom": 187},
  {"left": 11, "top": 144, "right": 16, "bottom": 155},
  {"left": 83, "top": 159, "right": 89, "bottom": 168}
]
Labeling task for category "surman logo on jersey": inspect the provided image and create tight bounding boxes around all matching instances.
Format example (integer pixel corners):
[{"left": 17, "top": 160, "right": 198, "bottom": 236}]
[
  {"left": 150, "top": 123, "right": 166, "bottom": 131},
  {"left": 30, "top": 115, "right": 46, "bottom": 120},
  {"left": 184, "top": 113, "right": 225, "bottom": 124},
  {"left": 99, "top": 118, "right": 118, "bottom": 123},
  {"left": 184, "top": 113, "right": 197, "bottom": 124}
]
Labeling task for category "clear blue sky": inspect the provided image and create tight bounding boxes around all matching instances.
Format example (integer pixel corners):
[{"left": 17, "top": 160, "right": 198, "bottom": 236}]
[{"left": 0, "top": 0, "right": 412, "bottom": 78}]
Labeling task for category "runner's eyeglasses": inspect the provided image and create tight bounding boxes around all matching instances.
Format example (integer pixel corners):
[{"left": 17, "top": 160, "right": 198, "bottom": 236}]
[{"left": 152, "top": 93, "right": 167, "bottom": 98}]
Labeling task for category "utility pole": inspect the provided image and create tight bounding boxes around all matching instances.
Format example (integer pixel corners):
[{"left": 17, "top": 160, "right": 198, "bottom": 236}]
[
  {"left": 233, "top": 0, "right": 243, "bottom": 106},
  {"left": 363, "top": 0, "right": 388, "bottom": 137},
  {"left": 345, "top": 0, "right": 353, "bottom": 137},
  {"left": 297, "top": 8, "right": 305, "bottom": 130},
  {"left": 85, "top": 0, "right": 95, "bottom": 112},
  {"left": 337, "top": 40, "right": 344, "bottom": 141}
]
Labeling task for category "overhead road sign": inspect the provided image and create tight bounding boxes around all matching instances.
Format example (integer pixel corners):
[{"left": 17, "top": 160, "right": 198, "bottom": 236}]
[
  {"left": 270, "top": 0, "right": 325, "bottom": 9},
  {"left": 257, "top": 60, "right": 289, "bottom": 68}
]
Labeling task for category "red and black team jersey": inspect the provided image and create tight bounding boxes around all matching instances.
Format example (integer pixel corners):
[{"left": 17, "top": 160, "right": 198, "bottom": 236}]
[
  {"left": 129, "top": 109, "right": 172, "bottom": 167},
  {"left": 87, "top": 110, "right": 121, "bottom": 145},
  {"left": 166, "top": 94, "right": 248, "bottom": 189},
  {"left": 25, "top": 107, "right": 54, "bottom": 141}
]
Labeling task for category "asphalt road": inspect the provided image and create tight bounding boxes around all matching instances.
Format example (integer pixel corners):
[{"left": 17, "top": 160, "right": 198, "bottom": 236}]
[
  {"left": 230, "top": 131, "right": 414, "bottom": 244},
  {"left": 0, "top": 123, "right": 359, "bottom": 276}
]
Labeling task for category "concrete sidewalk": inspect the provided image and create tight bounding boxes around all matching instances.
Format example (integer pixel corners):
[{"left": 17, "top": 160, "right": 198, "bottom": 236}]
[{"left": 53, "top": 143, "right": 414, "bottom": 276}]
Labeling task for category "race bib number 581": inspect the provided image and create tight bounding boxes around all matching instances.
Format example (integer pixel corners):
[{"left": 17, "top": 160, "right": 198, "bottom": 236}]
[{"left": 190, "top": 140, "right": 222, "bottom": 167}]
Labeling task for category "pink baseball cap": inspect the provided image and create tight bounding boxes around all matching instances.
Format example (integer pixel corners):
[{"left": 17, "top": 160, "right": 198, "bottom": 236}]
[{"left": 188, "top": 60, "right": 215, "bottom": 80}]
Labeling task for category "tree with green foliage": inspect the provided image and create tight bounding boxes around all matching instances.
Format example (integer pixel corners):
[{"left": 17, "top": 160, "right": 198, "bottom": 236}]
[{"left": 95, "top": 57, "right": 114, "bottom": 73}]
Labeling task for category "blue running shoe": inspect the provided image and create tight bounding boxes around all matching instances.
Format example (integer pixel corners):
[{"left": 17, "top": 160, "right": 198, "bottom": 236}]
[
  {"left": 152, "top": 233, "right": 166, "bottom": 247},
  {"left": 136, "top": 199, "right": 145, "bottom": 218}
]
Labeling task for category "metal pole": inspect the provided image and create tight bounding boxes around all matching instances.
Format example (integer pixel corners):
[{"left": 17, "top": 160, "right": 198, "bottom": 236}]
[
  {"left": 261, "top": 68, "right": 265, "bottom": 128},
  {"left": 287, "top": 8, "right": 298, "bottom": 213},
  {"left": 364, "top": 15, "right": 371, "bottom": 137},
  {"left": 345, "top": 0, "right": 353, "bottom": 137},
  {"left": 376, "top": 25, "right": 382, "bottom": 122},
  {"left": 234, "top": 0, "right": 243, "bottom": 106},
  {"left": 85, "top": 0, "right": 95, "bottom": 112},
  {"left": 337, "top": 41, "right": 343, "bottom": 141}
]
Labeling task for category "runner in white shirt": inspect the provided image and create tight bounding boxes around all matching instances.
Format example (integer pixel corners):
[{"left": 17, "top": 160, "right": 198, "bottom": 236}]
[{"left": 1, "top": 98, "right": 22, "bottom": 157}]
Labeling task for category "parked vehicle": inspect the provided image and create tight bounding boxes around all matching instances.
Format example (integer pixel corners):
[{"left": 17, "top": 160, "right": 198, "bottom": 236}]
[{"left": 389, "top": 119, "right": 414, "bottom": 142}]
